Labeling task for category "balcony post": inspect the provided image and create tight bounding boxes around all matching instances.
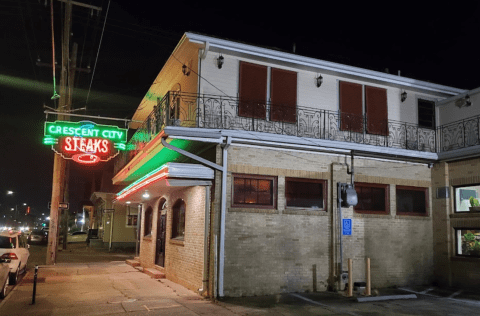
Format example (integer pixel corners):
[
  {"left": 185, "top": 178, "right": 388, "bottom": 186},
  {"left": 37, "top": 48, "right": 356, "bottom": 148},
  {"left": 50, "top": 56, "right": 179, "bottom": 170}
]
[
  {"left": 405, "top": 122, "right": 408, "bottom": 149},
  {"left": 166, "top": 91, "right": 171, "bottom": 126},
  {"left": 463, "top": 119, "right": 466, "bottom": 148},
  {"left": 323, "top": 110, "right": 326, "bottom": 139}
]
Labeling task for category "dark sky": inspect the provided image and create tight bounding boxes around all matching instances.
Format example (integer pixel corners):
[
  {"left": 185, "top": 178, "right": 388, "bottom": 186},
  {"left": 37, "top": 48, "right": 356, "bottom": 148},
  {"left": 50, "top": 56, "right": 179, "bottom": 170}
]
[{"left": 1, "top": 1, "right": 480, "bottom": 219}]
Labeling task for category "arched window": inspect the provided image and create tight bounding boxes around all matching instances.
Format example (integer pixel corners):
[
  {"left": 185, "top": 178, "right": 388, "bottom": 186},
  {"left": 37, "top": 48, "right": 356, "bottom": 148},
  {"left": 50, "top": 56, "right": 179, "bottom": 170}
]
[
  {"left": 144, "top": 206, "right": 153, "bottom": 236},
  {"left": 171, "top": 199, "right": 186, "bottom": 240}
]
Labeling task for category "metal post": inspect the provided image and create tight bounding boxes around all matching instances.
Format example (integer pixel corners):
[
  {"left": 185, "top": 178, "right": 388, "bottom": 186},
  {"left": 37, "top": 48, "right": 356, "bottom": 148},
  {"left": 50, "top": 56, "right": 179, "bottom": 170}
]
[
  {"left": 31, "top": 265, "right": 38, "bottom": 304},
  {"left": 323, "top": 110, "right": 326, "bottom": 139},
  {"left": 347, "top": 258, "right": 353, "bottom": 297},
  {"left": 366, "top": 258, "right": 371, "bottom": 296}
]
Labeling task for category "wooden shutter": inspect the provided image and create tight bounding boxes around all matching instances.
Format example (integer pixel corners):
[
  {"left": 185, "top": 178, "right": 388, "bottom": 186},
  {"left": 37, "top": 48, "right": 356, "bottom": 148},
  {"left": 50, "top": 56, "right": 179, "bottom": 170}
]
[
  {"left": 365, "top": 86, "right": 388, "bottom": 136},
  {"left": 339, "top": 81, "right": 363, "bottom": 133},
  {"left": 238, "top": 62, "right": 267, "bottom": 118},
  {"left": 270, "top": 68, "right": 297, "bottom": 123}
]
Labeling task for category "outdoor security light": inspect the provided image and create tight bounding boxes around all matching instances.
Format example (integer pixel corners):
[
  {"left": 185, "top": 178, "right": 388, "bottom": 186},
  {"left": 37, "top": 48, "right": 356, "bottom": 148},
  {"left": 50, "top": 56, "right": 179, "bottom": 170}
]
[
  {"left": 142, "top": 192, "right": 150, "bottom": 199},
  {"left": 217, "top": 54, "right": 224, "bottom": 69},
  {"left": 465, "top": 94, "right": 472, "bottom": 106},
  {"left": 316, "top": 74, "right": 323, "bottom": 87},
  {"left": 401, "top": 90, "right": 407, "bottom": 102},
  {"left": 182, "top": 64, "right": 190, "bottom": 76}
]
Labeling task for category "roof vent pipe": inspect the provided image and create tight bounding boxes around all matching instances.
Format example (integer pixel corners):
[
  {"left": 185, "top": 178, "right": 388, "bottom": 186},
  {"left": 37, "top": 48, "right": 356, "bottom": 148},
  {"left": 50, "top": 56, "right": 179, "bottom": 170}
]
[
  {"left": 293, "top": 43, "right": 296, "bottom": 54},
  {"left": 398, "top": 70, "right": 401, "bottom": 76}
]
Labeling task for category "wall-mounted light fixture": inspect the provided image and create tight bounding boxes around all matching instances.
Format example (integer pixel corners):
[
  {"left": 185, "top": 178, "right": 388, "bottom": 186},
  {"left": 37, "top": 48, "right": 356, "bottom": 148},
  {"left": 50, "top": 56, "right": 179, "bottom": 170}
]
[
  {"left": 401, "top": 90, "right": 407, "bottom": 102},
  {"left": 465, "top": 94, "right": 472, "bottom": 106},
  {"left": 217, "top": 54, "right": 224, "bottom": 69},
  {"left": 182, "top": 64, "right": 190, "bottom": 76},
  {"left": 316, "top": 74, "right": 323, "bottom": 88},
  {"left": 142, "top": 191, "right": 150, "bottom": 199}
]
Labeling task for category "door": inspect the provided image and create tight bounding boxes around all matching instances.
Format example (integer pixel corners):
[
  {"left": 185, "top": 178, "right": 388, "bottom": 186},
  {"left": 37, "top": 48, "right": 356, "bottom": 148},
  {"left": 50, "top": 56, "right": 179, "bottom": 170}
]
[{"left": 155, "top": 214, "right": 166, "bottom": 266}]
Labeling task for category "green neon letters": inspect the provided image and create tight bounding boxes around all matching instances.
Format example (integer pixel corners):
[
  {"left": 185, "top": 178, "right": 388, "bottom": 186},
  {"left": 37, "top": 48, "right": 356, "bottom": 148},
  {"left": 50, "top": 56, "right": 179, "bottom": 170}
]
[{"left": 45, "top": 121, "right": 127, "bottom": 143}]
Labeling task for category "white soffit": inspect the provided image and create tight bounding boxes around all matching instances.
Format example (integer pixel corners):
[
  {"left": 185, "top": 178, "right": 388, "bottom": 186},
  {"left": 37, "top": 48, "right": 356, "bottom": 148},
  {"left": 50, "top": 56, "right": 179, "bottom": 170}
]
[{"left": 115, "top": 162, "right": 214, "bottom": 204}]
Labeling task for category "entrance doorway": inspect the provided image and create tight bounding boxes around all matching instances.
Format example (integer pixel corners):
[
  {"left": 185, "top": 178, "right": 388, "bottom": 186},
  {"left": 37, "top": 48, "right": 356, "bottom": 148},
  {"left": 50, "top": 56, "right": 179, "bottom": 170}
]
[{"left": 155, "top": 198, "right": 167, "bottom": 267}]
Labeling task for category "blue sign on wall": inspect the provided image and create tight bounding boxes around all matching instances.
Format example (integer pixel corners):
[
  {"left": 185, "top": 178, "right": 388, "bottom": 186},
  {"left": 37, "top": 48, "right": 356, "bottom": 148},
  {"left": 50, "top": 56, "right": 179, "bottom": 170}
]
[{"left": 342, "top": 219, "right": 352, "bottom": 236}]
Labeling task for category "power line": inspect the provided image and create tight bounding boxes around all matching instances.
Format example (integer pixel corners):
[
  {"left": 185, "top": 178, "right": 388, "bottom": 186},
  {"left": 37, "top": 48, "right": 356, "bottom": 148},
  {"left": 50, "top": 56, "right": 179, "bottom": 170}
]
[{"left": 85, "top": 0, "right": 110, "bottom": 108}]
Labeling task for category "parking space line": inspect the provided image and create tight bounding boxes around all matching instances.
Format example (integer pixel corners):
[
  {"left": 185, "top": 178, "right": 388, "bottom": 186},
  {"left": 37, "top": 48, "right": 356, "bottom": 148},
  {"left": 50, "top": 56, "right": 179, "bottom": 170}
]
[{"left": 289, "top": 293, "right": 360, "bottom": 316}]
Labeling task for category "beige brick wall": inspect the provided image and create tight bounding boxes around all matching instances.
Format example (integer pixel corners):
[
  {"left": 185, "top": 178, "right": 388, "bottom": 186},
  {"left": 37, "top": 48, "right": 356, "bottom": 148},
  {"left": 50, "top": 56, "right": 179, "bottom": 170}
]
[
  {"left": 431, "top": 157, "right": 480, "bottom": 288},
  {"left": 138, "top": 185, "right": 207, "bottom": 293},
  {"left": 223, "top": 145, "right": 433, "bottom": 296}
]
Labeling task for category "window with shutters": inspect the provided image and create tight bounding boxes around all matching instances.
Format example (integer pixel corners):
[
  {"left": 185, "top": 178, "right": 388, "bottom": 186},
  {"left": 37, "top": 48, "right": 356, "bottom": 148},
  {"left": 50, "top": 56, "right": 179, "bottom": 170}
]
[
  {"left": 339, "top": 81, "right": 363, "bottom": 133},
  {"left": 285, "top": 178, "right": 326, "bottom": 210},
  {"left": 238, "top": 62, "right": 268, "bottom": 119},
  {"left": 354, "top": 183, "right": 390, "bottom": 214},
  {"left": 365, "top": 86, "right": 388, "bottom": 136},
  {"left": 270, "top": 68, "right": 297, "bottom": 123},
  {"left": 232, "top": 174, "right": 277, "bottom": 209},
  {"left": 339, "top": 82, "right": 388, "bottom": 136},
  {"left": 239, "top": 62, "right": 297, "bottom": 122},
  {"left": 418, "top": 99, "right": 436, "bottom": 129}
]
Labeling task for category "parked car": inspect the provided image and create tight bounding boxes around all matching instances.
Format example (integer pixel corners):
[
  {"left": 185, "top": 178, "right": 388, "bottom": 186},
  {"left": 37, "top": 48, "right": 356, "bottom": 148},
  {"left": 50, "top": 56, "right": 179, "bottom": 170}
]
[
  {"left": 28, "top": 230, "right": 47, "bottom": 244},
  {"left": 0, "top": 231, "right": 30, "bottom": 284},
  {"left": 0, "top": 258, "right": 10, "bottom": 298},
  {"left": 67, "top": 231, "right": 88, "bottom": 243}
]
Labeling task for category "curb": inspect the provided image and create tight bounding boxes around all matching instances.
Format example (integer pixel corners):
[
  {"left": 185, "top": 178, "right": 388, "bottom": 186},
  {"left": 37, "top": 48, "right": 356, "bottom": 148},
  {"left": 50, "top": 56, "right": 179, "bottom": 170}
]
[{"left": 0, "top": 270, "right": 31, "bottom": 309}]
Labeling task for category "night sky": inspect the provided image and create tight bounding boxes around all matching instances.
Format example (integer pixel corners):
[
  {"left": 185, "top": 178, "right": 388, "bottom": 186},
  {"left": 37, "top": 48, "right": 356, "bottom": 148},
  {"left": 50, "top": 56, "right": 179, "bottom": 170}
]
[{"left": 1, "top": 1, "right": 480, "bottom": 219}]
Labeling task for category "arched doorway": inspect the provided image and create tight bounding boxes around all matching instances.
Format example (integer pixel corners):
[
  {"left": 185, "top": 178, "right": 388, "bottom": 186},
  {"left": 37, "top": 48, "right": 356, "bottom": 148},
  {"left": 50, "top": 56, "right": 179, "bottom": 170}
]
[{"left": 155, "top": 198, "right": 167, "bottom": 267}]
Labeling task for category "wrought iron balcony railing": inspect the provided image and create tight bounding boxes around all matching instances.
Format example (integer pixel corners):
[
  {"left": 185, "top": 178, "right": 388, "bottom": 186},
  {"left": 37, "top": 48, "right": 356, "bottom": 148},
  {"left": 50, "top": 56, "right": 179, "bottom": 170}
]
[{"left": 114, "top": 91, "right": 479, "bottom": 174}]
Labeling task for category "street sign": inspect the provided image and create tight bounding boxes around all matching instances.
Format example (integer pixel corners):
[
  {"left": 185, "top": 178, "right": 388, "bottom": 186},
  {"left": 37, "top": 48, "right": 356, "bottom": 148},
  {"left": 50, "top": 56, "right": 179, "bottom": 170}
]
[
  {"left": 103, "top": 209, "right": 115, "bottom": 214},
  {"left": 59, "top": 203, "right": 69, "bottom": 209},
  {"left": 48, "top": 202, "right": 69, "bottom": 209},
  {"left": 342, "top": 219, "right": 352, "bottom": 236}
]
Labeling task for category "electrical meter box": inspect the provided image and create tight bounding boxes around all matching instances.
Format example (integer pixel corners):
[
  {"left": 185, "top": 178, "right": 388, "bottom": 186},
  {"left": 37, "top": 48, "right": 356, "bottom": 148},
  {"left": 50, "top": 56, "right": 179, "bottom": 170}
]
[{"left": 341, "top": 184, "right": 358, "bottom": 207}]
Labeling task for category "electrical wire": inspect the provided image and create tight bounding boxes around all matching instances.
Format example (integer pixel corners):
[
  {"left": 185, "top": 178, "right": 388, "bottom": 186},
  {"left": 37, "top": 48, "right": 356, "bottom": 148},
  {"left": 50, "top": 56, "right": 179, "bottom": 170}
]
[
  {"left": 50, "top": 0, "right": 59, "bottom": 99},
  {"left": 85, "top": 0, "right": 110, "bottom": 108}
]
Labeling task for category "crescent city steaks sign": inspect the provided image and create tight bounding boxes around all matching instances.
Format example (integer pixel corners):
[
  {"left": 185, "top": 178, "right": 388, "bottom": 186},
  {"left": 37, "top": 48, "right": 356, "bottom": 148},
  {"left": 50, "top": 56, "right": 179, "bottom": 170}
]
[{"left": 43, "top": 121, "right": 127, "bottom": 165}]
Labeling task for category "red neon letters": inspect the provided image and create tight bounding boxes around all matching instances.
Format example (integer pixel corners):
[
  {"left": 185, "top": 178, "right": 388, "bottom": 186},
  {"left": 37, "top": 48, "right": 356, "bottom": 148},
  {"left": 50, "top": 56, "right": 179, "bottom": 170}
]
[{"left": 54, "top": 136, "right": 116, "bottom": 165}]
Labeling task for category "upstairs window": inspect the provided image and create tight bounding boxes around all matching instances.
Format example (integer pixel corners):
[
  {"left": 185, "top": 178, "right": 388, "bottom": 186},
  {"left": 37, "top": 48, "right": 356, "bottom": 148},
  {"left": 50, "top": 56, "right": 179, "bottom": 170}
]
[
  {"left": 270, "top": 68, "right": 297, "bottom": 123},
  {"left": 285, "top": 178, "right": 326, "bottom": 209},
  {"left": 339, "top": 81, "right": 363, "bottom": 133},
  {"left": 232, "top": 174, "right": 277, "bottom": 209},
  {"left": 418, "top": 99, "right": 436, "bottom": 129},
  {"left": 365, "top": 86, "right": 388, "bottom": 136},
  {"left": 239, "top": 62, "right": 268, "bottom": 119},
  {"left": 339, "top": 82, "right": 388, "bottom": 135},
  {"left": 354, "top": 183, "right": 389, "bottom": 214},
  {"left": 396, "top": 186, "right": 428, "bottom": 216},
  {"left": 239, "top": 62, "right": 297, "bottom": 122}
]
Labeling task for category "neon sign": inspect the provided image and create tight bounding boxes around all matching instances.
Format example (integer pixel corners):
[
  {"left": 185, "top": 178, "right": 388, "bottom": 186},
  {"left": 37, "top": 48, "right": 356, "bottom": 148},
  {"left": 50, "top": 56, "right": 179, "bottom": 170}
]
[{"left": 43, "top": 121, "right": 127, "bottom": 165}]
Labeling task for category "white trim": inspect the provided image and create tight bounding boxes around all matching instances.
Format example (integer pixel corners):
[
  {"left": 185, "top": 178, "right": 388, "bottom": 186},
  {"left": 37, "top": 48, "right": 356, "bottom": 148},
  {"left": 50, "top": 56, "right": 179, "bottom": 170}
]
[
  {"left": 436, "top": 86, "right": 480, "bottom": 107},
  {"left": 186, "top": 32, "right": 465, "bottom": 96}
]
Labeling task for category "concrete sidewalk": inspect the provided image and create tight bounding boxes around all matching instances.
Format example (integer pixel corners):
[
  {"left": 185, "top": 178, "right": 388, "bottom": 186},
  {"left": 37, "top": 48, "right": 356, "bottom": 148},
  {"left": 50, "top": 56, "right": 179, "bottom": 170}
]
[{"left": 0, "top": 261, "right": 235, "bottom": 316}]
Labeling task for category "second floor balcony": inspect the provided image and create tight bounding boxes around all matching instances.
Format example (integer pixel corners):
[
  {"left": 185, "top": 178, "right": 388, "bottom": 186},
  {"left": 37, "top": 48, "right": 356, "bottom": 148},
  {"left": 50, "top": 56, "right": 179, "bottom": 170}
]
[{"left": 114, "top": 91, "right": 480, "bottom": 174}]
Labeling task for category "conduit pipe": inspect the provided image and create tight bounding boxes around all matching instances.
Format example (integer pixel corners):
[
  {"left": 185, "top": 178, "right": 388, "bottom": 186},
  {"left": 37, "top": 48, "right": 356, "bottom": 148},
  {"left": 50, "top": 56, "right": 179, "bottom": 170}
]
[{"left": 160, "top": 136, "right": 230, "bottom": 298}]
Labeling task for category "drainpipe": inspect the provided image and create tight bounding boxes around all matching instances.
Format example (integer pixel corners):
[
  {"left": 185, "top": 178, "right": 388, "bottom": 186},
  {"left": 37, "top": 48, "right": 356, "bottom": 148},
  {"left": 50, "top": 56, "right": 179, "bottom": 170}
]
[
  {"left": 199, "top": 185, "right": 211, "bottom": 295},
  {"left": 218, "top": 136, "right": 231, "bottom": 297}
]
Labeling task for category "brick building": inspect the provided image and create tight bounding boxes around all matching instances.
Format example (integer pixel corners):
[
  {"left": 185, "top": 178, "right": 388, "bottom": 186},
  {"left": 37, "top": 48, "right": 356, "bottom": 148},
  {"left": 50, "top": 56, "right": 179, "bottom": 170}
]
[{"left": 112, "top": 33, "right": 480, "bottom": 297}]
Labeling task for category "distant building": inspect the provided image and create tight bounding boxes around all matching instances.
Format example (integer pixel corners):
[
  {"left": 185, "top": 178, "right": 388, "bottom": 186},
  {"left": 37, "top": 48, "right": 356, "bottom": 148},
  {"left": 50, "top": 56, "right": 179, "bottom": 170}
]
[{"left": 112, "top": 33, "right": 480, "bottom": 297}]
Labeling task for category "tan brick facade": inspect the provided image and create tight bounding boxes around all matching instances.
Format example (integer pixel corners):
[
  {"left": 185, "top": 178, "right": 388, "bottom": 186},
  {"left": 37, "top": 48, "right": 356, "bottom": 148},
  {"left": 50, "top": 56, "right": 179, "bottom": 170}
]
[
  {"left": 139, "top": 186, "right": 208, "bottom": 293},
  {"left": 221, "top": 145, "right": 433, "bottom": 297},
  {"left": 432, "top": 157, "right": 480, "bottom": 288}
]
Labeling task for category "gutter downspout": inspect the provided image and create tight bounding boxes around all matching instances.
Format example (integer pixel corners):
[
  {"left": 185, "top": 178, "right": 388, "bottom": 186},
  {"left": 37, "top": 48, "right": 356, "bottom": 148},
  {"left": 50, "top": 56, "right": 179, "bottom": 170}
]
[
  {"left": 199, "top": 185, "right": 211, "bottom": 295},
  {"left": 109, "top": 211, "right": 114, "bottom": 251}
]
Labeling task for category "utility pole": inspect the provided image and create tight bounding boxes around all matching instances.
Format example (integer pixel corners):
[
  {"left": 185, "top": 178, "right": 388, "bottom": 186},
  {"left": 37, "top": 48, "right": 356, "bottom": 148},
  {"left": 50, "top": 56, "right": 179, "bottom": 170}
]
[{"left": 46, "top": 0, "right": 101, "bottom": 264}]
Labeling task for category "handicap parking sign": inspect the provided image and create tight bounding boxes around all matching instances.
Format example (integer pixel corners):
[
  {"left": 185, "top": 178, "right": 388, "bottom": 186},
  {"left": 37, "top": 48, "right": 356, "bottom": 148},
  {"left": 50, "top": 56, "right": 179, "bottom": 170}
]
[{"left": 342, "top": 219, "right": 352, "bottom": 236}]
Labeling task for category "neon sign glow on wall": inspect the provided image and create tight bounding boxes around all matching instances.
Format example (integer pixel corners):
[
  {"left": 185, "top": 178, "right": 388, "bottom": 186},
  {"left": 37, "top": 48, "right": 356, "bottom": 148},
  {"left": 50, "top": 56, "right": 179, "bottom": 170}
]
[{"left": 43, "top": 121, "right": 127, "bottom": 165}]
